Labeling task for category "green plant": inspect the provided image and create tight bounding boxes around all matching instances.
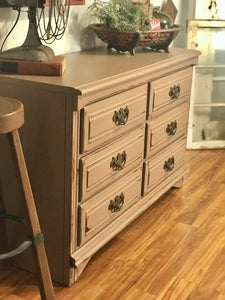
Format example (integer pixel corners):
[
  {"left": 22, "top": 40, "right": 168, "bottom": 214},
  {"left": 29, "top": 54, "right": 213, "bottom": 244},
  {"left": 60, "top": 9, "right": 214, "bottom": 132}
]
[{"left": 89, "top": 0, "right": 149, "bottom": 31}]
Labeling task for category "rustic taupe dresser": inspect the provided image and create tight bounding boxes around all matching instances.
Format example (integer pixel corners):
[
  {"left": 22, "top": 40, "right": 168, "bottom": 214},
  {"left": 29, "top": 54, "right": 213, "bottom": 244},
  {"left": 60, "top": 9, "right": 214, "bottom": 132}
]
[{"left": 0, "top": 47, "right": 199, "bottom": 285}]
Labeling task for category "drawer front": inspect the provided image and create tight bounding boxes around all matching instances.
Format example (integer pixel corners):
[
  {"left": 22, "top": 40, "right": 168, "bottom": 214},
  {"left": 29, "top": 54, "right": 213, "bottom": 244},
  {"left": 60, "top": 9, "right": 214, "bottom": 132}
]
[
  {"left": 78, "top": 167, "right": 142, "bottom": 245},
  {"left": 146, "top": 102, "right": 189, "bottom": 157},
  {"left": 81, "top": 84, "right": 147, "bottom": 153},
  {"left": 144, "top": 138, "right": 186, "bottom": 194},
  {"left": 79, "top": 126, "right": 144, "bottom": 201},
  {"left": 149, "top": 68, "right": 193, "bottom": 117}
]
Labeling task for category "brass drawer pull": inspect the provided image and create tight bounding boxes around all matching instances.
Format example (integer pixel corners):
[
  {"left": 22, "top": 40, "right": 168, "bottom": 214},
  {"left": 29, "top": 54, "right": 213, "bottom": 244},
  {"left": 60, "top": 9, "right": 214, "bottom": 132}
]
[
  {"left": 108, "top": 193, "right": 124, "bottom": 212},
  {"left": 166, "top": 120, "right": 177, "bottom": 136},
  {"left": 112, "top": 106, "right": 129, "bottom": 125},
  {"left": 110, "top": 151, "right": 127, "bottom": 170},
  {"left": 169, "top": 84, "right": 180, "bottom": 99},
  {"left": 163, "top": 156, "right": 175, "bottom": 172}
]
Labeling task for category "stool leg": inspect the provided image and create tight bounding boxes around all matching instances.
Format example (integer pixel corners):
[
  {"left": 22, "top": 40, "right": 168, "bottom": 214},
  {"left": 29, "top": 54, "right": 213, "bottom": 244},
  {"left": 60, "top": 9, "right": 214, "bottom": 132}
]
[
  {"left": 8, "top": 130, "right": 55, "bottom": 300},
  {"left": 0, "top": 176, "right": 10, "bottom": 269}
]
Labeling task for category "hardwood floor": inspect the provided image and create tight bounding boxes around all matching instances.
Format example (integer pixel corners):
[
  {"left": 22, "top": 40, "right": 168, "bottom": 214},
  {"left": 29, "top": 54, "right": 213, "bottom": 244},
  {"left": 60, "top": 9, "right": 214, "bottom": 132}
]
[{"left": 1, "top": 149, "right": 225, "bottom": 300}]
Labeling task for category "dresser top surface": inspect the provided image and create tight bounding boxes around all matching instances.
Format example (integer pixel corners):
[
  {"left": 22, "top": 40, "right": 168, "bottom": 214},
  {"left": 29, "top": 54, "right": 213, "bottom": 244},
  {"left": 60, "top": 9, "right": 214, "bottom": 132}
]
[{"left": 0, "top": 47, "right": 199, "bottom": 92}]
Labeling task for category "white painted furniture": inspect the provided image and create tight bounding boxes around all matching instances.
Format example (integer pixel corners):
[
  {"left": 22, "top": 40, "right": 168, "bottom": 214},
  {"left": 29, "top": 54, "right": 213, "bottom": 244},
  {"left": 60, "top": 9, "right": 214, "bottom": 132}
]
[{"left": 187, "top": 19, "right": 225, "bottom": 149}]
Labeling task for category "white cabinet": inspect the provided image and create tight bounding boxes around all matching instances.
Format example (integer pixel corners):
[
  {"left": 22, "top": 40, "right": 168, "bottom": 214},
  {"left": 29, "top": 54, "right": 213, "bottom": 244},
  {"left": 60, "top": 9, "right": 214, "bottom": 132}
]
[{"left": 187, "top": 19, "right": 225, "bottom": 149}]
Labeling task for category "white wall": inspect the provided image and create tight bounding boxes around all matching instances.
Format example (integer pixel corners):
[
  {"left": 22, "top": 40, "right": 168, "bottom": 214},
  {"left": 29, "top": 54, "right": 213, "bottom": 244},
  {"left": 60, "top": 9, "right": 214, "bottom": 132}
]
[
  {"left": 0, "top": 0, "right": 99, "bottom": 56},
  {"left": 172, "top": 0, "right": 196, "bottom": 48},
  {"left": 0, "top": 0, "right": 196, "bottom": 55},
  {"left": 195, "top": 0, "right": 225, "bottom": 19}
]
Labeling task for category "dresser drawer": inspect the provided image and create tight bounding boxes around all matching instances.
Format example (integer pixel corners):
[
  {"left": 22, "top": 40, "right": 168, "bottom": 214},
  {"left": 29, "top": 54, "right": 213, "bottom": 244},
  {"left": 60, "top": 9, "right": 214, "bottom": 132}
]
[
  {"left": 146, "top": 102, "right": 189, "bottom": 158},
  {"left": 79, "top": 126, "right": 144, "bottom": 201},
  {"left": 81, "top": 84, "right": 147, "bottom": 153},
  {"left": 78, "top": 167, "right": 142, "bottom": 245},
  {"left": 144, "top": 138, "right": 186, "bottom": 194},
  {"left": 149, "top": 67, "right": 193, "bottom": 117}
]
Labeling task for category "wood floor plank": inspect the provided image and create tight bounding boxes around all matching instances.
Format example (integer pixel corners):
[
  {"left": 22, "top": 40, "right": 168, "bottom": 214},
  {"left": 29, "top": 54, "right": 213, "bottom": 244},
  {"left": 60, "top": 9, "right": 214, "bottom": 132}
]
[{"left": 1, "top": 150, "right": 225, "bottom": 299}]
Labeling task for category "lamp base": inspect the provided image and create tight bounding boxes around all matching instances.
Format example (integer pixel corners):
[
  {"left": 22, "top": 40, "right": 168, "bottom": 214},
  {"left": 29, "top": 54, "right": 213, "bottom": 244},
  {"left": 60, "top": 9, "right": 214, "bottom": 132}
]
[{"left": 0, "top": 44, "right": 55, "bottom": 62}]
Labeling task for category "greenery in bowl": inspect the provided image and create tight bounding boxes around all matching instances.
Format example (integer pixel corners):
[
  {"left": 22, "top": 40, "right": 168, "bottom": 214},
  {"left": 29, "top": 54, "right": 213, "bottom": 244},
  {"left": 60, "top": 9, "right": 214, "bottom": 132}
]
[{"left": 89, "top": 0, "right": 149, "bottom": 32}]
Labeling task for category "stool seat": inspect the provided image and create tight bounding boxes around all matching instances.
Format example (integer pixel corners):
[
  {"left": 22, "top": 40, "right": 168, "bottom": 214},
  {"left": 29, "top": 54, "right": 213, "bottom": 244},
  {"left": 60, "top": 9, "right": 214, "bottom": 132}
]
[{"left": 0, "top": 97, "right": 24, "bottom": 134}]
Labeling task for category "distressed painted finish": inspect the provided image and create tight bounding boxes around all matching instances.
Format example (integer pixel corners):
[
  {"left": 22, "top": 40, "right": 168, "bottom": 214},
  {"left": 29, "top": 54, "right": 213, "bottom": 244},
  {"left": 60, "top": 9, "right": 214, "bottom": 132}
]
[{"left": 0, "top": 47, "right": 199, "bottom": 286}]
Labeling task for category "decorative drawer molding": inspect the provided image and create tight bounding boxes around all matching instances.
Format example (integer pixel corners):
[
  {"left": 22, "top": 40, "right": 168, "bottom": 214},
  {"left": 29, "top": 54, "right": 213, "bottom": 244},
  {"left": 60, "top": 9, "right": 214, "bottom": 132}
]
[
  {"left": 79, "top": 126, "right": 145, "bottom": 202},
  {"left": 78, "top": 167, "right": 142, "bottom": 246},
  {"left": 149, "top": 67, "right": 193, "bottom": 117},
  {"left": 144, "top": 138, "right": 186, "bottom": 195},
  {"left": 80, "top": 84, "right": 147, "bottom": 153},
  {"left": 146, "top": 102, "right": 190, "bottom": 158}
]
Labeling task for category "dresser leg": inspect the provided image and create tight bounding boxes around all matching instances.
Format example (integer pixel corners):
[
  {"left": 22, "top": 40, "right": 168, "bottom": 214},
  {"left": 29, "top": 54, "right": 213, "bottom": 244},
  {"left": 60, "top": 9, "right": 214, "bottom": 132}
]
[
  {"left": 73, "top": 256, "right": 92, "bottom": 282},
  {"left": 173, "top": 177, "right": 184, "bottom": 188}
]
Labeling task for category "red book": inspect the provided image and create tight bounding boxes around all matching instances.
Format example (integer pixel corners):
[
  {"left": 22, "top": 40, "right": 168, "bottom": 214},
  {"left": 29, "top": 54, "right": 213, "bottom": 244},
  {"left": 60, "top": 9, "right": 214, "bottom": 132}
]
[{"left": 0, "top": 55, "right": 66, "bottom": 76}]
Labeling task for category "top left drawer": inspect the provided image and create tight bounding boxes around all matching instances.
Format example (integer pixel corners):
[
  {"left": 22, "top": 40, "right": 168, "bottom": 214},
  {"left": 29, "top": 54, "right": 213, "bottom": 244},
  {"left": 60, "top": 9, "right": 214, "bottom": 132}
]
[{"left": 80, "top": 84, "right": 147, "bottom": 153}]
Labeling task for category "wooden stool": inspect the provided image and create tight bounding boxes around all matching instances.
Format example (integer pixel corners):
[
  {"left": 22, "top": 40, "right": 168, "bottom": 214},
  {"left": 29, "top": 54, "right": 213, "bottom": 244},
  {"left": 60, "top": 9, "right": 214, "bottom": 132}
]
[{"left": 0, "top": 97, "right": 55, "bottom": 300}]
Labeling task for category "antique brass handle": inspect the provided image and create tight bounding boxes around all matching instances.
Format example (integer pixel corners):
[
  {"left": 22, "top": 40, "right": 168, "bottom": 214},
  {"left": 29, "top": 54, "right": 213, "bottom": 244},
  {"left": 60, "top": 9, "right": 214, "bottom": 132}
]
[
  {"left": 108, "top": 192, "right": 124, "bottom": 212},
  {"left": 163, "top": 156, "right": 175, "bottom": 172},
  {"left": 166, "top": 120, "right": 177, "bottom": 136},
  {"left": 110, "top": 151, "right": 127, "bottom": 170},
  {"left": 112, "top": 106, "right": 129, "bottom": 125},
  {"left": 169, "top": 84, "right": 180, "bottom": 99}
]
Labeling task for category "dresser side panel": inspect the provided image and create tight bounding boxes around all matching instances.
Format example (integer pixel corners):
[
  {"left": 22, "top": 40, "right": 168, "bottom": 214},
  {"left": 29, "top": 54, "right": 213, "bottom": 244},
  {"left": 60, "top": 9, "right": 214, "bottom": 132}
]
[{"left": 0, "top": 81, "right": 72, "bottom": 284}]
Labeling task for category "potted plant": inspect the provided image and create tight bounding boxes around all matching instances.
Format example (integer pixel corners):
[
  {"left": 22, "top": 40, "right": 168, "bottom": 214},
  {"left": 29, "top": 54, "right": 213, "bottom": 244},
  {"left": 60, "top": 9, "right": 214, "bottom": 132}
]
[{"left": 89, "top": 0, "right": 149, "bottom": 55}]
